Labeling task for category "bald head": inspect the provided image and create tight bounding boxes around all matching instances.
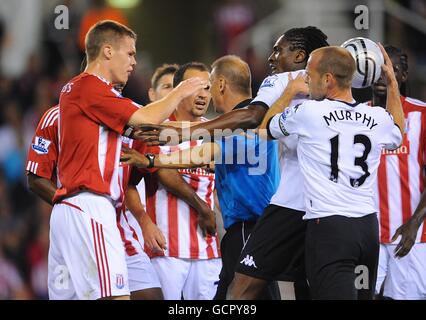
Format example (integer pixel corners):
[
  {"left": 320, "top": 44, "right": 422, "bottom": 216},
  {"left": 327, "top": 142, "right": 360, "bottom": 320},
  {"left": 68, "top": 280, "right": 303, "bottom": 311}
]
[
  {"left": 211, "top": 55, "right": 252, "bottom": 95},
  {"left": 311, "top": 46, "right": 355, "bottom": 89}
]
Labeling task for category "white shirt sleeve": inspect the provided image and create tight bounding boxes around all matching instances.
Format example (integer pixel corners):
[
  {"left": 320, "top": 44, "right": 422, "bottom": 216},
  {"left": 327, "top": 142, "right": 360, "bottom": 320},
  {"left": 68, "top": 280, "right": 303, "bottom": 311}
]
[
  {"left": 267, "top": 103, "right": 304, "bottom": 139},
  {"left": 250, "top": 74, "right": 286, "bottom": 108},
  {"left": 381, "top": 111, "right": 403, "bottom": 150}
]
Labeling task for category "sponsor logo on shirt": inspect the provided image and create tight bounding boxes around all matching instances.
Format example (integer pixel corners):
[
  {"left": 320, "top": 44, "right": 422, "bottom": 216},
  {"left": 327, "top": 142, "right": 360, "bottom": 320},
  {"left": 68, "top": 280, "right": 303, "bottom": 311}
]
[
  {"left": 382, "top": 123, "right": 410, "bottom": 156},
  {"left": 260, "top": 75, "right": 277, "bottom": 88},
  {"left": 31, "top": 136, "right": 51, "bottom": 155},
  {"left": 382, "top": 139, "right": 410, "bottom": 156}
]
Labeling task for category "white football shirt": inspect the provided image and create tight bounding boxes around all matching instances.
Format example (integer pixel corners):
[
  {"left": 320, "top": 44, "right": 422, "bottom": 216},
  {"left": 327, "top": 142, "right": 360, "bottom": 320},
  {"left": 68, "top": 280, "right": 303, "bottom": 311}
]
[
  {"left": 251, "top": 70, "right": 307, "bottom": 211},
  {"left": 269, "top": 99, "right": 402, "bottom": 219}
]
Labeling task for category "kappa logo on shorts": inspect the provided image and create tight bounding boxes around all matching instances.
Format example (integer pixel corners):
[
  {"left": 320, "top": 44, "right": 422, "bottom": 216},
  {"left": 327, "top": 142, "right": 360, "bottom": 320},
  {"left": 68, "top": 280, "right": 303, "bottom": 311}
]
[
  {"left": 240, "top": 255, "right": 258, "bottom": 268},
  {"left": 32, "top": 136, "right": 51, "bottom": 155},
  {"left": 115, "top": 274, "right": 125, "bottom": 289}
]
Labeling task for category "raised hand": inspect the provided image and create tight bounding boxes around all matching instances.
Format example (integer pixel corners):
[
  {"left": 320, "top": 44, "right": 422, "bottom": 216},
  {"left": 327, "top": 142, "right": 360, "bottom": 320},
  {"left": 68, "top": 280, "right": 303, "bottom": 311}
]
[
  {"left": 377, "top": 42, "right": 398, "bottom": 86},
  {"left": 120, "top": 146, "right": 149, "bottom": 167},
  {"left": 133, "top": 124, "right": 182, "bottom": 146},
  {"left": 174, "top": 77, "right": 209, "bottom": 100},
  {"left": 287, "top": 72, "right": 309, "bottom": 97}
]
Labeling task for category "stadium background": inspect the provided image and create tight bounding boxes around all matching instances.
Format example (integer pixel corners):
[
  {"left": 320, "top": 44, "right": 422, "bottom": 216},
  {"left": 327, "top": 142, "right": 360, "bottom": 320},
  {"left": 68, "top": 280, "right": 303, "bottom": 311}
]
[{"left": 0, "top": 0, "right": 424, "bottom": 299}]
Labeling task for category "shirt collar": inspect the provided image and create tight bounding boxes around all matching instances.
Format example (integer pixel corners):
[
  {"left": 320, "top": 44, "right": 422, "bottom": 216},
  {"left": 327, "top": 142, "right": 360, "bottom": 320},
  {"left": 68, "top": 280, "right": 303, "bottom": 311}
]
[{"left": 232, "top": 99, "right": 253, "bottom": 111}]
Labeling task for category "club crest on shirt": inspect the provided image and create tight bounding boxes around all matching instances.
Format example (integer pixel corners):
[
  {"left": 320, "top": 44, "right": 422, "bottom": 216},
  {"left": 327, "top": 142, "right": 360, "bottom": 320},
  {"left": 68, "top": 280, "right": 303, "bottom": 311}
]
[
  {"left": 32, "top": 136, "right": 51, "bottom": 155},
  {"left": 115, "top": 274, "right": 125, "bottom": 289},
  {"left": 279, "top": 114, "right": 290, "bottom": 137},
  {"left": 260, "top": 75, "right": 278, "bottom": 88}
]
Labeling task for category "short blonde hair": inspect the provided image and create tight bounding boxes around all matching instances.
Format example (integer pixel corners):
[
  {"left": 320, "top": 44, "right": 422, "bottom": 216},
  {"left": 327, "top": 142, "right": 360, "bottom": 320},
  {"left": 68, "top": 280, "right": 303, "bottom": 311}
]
[
  {"left": 85, "top": 20, "right": 136, "bottom": 63},
  {"left": 312, "top": 46, "right": 356, "bottom": 88}
]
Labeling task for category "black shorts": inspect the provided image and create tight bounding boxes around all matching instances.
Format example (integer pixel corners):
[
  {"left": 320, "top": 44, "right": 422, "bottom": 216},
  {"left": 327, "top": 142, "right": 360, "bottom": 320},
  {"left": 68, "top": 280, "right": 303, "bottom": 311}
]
[
  {"left": 235, "top": 204, "right": 306, "bottom": 282},
  {"left": 305, "top": 213, "right": 379, "bottom": 300},
  {"left": 214, "top": 220, "right": 281, "bottom": 300}
]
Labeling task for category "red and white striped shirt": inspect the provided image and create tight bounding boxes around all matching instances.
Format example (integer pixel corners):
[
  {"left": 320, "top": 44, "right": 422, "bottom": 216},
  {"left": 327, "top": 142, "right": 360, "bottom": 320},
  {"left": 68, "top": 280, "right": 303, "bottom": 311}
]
[
  {"left": 53, "top": 73, "right": 139, "bottom": 203},
  {"left": 26, "top": 105, "right": 59, "bottom": 184},
  {"left": 116, "top": 137, "right": 141, "bottom": 256},
  {"left": 26, "top": 103, "right": 145, "bottom": 257},
  {"left": 374, "top": 96, "right": 426, "bottom": 243},
  {"left": 143, "top": 117, "right": 220, "bottom": 260}
]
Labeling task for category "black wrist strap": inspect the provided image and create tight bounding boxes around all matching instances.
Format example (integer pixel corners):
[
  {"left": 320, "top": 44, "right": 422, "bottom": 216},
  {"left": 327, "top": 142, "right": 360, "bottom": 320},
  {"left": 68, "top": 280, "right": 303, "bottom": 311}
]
[
  {"left": 145, "top": 153, "right": 155, "bottom": 168},
  {"left": 123, "top": 125, "right": 134, "bottom": 138}
]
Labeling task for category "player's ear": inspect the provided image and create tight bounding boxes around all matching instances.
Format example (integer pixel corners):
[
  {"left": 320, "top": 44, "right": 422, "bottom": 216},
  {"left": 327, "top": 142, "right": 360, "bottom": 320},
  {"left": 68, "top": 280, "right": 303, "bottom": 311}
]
[
  {"left": 219, "top": 77, "right": 226, "bottom": 94},
  {"left": 103, "top": 44, "right": 113, "bottom": 60},
  {"left": 294, "top": 50, "right": 307, "bottom": 64},
  {"left": 401, "top": 69, "right": 408, "bottom": 83},
  {"left": 325, "top": 73, "right": 334, "bottom": 87},
  {"left": 148, "top": 88, "right": 155, "bottom": 102}
]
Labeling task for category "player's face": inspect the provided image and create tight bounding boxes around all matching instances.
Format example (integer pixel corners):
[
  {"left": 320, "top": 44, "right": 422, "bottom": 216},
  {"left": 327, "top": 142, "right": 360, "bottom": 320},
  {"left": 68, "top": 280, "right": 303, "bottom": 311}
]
[
  {"left": 268, "top": 36, "right": 299, "bottom": 74},
  {"left": 373, "top": 54, "right": 407, "bottom": 97},
  {"left": 180, "top": 69, "right": 211, "bottom": 118},
  {"left": 111, "top": 36, "right": 137, "bottom": 85},
  {"left": 305, "top": 54, "right": 327, "bottom": 100},
  {"left": 209, "top": 68, "right": 225, "bottom": 113},
  {"left": 151, "top": 73, "right": 174, "bottom": 101}
]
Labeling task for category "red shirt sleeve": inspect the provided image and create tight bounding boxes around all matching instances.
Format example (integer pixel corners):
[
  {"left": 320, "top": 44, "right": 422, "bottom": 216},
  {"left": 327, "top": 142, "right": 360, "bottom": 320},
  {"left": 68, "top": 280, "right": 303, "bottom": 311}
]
[
  {"left": 26, "top": 106, "right": 59, "bottom": 181},
  {"left": 81, "top": 75, "right": 139, "bottom": 134}
]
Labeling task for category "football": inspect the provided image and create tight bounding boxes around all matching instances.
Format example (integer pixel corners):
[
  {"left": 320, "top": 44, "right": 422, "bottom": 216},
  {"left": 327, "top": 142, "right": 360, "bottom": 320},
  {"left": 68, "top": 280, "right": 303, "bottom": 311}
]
[{"left": 341, "top": 37, "right": 385, "bottom": 88}]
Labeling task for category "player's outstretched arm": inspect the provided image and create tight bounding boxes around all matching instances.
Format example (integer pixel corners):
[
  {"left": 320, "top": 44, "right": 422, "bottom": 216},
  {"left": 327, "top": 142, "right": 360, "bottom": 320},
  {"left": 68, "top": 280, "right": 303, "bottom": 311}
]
[
  {"left": 125, "top": 184, "right": 167, "bottom": 253},
  {"left": 258, "top": 73, "right": 308, "bottom": 137},
  {"left": 128, "top": 77, "right": 208, "bottom": 126},
  {"left": 392, "top": 189, "right": 426, "bottom": 258},
  {"left": 134, "top": 105, "right": 267, "bottom": 145},
  {"left": 378, "top": 43, "right": 405, "bottom": 135},
  {"left": 120, "top": 143, "right": 220, "bottom": 169},
  {"left": 155, "top": 169, "right": 216, "bottom": 237},
  {"left": 27, "top": 173, "right": 57, "bottom": 205},
  {"left": 190, "top": 105, "right": 266, "bottom": 135}
]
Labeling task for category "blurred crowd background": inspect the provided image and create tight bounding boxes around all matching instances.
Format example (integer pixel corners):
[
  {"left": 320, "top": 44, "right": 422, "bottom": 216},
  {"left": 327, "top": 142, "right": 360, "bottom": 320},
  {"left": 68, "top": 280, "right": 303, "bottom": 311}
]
[{"left": 0, "top": 0, "right": 424, "bottom": 299}]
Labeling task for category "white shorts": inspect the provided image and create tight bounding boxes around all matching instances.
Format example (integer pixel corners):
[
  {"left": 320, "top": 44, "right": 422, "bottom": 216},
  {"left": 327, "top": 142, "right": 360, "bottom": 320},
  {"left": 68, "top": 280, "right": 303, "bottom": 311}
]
[
  {"left": 377, "top": 243, "right": 426, "bottom": 299},
  {"left": 151, "top": 257, "right": 221, "bottom": 300},
  {"left": 119, "top": 211, "right": 161, "bottom": 292},
  {"left": 48, "top": 193, "right": 130, "bottom": 300}
]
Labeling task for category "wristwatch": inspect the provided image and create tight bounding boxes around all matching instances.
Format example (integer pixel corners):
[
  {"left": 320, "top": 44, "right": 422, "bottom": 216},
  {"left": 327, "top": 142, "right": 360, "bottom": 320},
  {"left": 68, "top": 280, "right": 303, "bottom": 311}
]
[
  {"left": 123, "top": 125, "right": 134, "bottom": 138},
  {"left": 145, "top": 153, "right": 155, "bottom": 168}
]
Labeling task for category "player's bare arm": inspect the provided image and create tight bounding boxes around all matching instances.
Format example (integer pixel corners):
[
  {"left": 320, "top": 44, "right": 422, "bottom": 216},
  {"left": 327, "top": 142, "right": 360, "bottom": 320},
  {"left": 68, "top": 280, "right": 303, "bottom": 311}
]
[
  {"left": 135, "top": 105, "right": 266, "bottom": 145},
  {"left": 378, "top": 43, "right": 405, "bottom": 136},
  {"left": 124, "top": 184, "right": 167, "bottom": 253},
  {"left": 392, "top": 189, "right": 426, "bottom": 258},
  {"left": 155, "top": 169, "right": 216, "bottom": 237},
  {"left": 258, "top": 73, "right": 309, "bottom": 137},
  {"left": 121, "top": 143, "right": 220, "bottom": 169},
  {"left": 127, "top": 77, "right": 208, "bottom": 126},
  {"left": 27, "top": 173, "right": 57, "bottom": 205}
]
